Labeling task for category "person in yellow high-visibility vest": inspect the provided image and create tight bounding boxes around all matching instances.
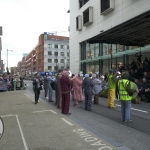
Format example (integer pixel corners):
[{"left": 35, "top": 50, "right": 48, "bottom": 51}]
[
  {"left": 107, "top": 69, "right": 118, "bottom": 108},
  {"left": 118, "top": 72, "right": 138, "bottom": 122}
]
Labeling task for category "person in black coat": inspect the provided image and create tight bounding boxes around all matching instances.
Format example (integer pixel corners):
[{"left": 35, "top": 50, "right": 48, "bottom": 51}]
[
  {"left": 33, "top": 74, "right": 43, "bottom": 104},
  {"left": 138, "top": 77, "right": 150, "bottom": 101}
]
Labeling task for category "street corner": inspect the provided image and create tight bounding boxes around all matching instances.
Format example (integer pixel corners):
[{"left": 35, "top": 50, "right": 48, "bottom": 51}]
[{"left": 0, "top": 117, "right": 4, "bottom": 139}]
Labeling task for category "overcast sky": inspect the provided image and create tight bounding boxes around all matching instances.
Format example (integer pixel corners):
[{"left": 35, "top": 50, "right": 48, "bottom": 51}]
[{"left": 0, "top": 0, "right": 69, "bottom": 69}]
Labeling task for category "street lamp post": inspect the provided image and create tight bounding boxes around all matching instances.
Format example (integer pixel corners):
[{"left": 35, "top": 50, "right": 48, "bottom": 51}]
[{"left": 7, "top": 49, "right": 13, "bottom": 73}]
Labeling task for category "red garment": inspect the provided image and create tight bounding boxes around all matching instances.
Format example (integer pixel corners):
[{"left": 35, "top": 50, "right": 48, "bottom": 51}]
[
  {"left": 60, "top": 75, "right": 71, "bottom": 114},
  {"left": 57, "top": 74, "right": 62, "bottom": 108},
  {"left": 72, "top": 77, "right": 83, "bottom": 101},
  {"left": 62, "top": 93, "right": 70, "bottom": 114}
]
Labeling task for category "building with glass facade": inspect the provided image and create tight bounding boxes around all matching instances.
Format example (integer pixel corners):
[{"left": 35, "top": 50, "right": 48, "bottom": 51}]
[{"left": 69, "top": 0, "right": 150, "bottom": 74}]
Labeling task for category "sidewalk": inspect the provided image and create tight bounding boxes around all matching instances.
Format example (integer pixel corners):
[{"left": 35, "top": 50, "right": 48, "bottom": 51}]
[{"left": 0, "top": 90, "right": 119, "bottom": 150}]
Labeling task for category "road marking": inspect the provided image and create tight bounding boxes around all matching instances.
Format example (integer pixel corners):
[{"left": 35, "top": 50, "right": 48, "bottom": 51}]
[
  {"left": 73, "top": 129, "right": 114, "bottom": 149},
  {"left": 1, "top": 114, "right": 15, "bottom": 117},
  {"left": 115, "top": 104, "right": 148, "bottom": 113},
  {"left": 33, "top": 110, "right": 57, "bottom": 114},
  {"left": 16, "top": 115, "right": 28, "bottom": 150},
  {"left": 50, "top": 110, "right": 57, "bottom": 114},
  {"left": 61, "top": 118, "right": 74, "bottom": 126},
  {"left": 1, "top": 114, "right": 28, "bottom": 150}
]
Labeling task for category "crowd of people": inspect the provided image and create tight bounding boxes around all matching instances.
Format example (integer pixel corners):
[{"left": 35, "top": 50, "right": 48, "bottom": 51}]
[{"left": 0, "top": 74, "right": 25, "bottom": 91}]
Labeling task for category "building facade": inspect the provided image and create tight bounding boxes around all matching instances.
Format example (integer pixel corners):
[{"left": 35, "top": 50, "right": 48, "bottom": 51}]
[
  {"left": 43, "top": 33, "right": 70, "bottom": 72},
  {"left": 19, "top": 34, "right": 70, "bottom": 76},
  {"left": 69, "top": 0, "right": 150, "bottom": 74}
]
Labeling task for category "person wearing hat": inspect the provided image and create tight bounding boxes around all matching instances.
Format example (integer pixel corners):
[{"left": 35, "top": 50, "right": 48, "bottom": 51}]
[
  {"left": 82, "top": 74, "right": 93, "bottom": 111},
  {"left": 118, "top": 72, "right": 138, "bottom": 122},
  {"left": 107, "top": 69, "right": 118, "bottom": 108}
]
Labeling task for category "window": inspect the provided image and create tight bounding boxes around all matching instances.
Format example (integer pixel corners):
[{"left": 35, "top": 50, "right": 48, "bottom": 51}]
[
  {"left": 48, "top": 66, "right": 52, "bottom": 70},
  {"left": 67, "top": 45, "right": 69, "bottom": 49},
  {"left": 54, "top": 59, "right": 58, "bottom": 63},
  {"left": 61, "top": 45, "right": 64, "bottom": 49},
  {"left": 100, "top": 0, "right": 115, "bottom": 15},
  {"left": 61, "top": 59, "right": 64, "bottom": 63},
  {"left": 55, "top": 45, "right": 58, "bottom": 48},
  {"left": 54, "top": 52, "right": 58, "bottom": 56},
  {"left": 67, "top": 52, "right": 69, "bottom": 56},
  {"left": 48, "top": 51, "right": 52, "bottom": 55},
  {"left": 61, "top": 66, "right": 64, "bottom": 69},
  {"left": 67, "top": 59, "right": 69, "bottom": 63},
  {"left": 48, "top": 59, "right": 52, "bottom": 63},
  {"left": 48, "top": 44, "right": 52, "bottom": 48},
  {"left": 79, "top": 0, "right": 89, "bottom": 8},
  {"left": 76, "top": 16, "right": 82, "bottom": 31},
  {"left": 83, "top": 7, "right": 93, "bottom": 26},
  {"left": 61, "top": 52, "right": 64, "bottom": 56}
]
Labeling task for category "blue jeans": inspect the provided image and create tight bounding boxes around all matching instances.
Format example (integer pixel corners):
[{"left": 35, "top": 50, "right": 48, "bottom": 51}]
[{"left": 120, "top": 100, "right": 131, "bottom": 122}]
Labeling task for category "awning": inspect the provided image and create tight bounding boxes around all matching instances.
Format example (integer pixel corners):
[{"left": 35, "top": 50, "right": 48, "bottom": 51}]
[{"left": 88, "top": 10, "right": 150, "bottom": 46}]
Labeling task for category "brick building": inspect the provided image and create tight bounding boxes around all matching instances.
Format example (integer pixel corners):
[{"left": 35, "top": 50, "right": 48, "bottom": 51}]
[{"left": 19, "top": 34, "right": 69, "bottom": 77}]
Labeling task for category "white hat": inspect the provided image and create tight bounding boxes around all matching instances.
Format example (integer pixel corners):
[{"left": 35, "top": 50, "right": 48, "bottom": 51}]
[
  {"left": 117, "top": 71, "right": 121, "bottom": 75},
  {"left": 100, "top": 75, "right": 105, "bottom": 78}
]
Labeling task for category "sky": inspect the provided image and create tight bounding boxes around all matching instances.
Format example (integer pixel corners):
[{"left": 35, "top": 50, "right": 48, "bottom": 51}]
[{"left": 0, "top": 0, "right": 69, "bottom": 69}]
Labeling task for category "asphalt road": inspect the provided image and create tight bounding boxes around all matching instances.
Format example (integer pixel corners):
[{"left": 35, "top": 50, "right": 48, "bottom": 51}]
[
  {"left": 0, "top": 80, "right": 150, "bottom": 150},
  {"left": 25, "top": 80, "right": 150, "bottom": 150}
]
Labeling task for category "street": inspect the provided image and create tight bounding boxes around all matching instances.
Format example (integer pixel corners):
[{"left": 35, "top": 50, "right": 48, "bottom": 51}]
[{"left": 0, "top": 80, "right": 150, "bottom": 150}]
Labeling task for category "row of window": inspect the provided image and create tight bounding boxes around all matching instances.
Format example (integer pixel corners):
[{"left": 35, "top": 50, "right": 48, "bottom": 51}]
[
  {"left": 46, "top": 44, "right": 69, "bottom": 49},
  {"left": 76, "top": 0, "right": 115, "bottom": 30},
  {"left": 48, "top": 51, "right": 69, "bottom": 56},
  {"left": 48, "top": 59, "right": 69, "bottom": 63},
  {"left": 48, "top": 66, "right": 69, "bottom": 70}
]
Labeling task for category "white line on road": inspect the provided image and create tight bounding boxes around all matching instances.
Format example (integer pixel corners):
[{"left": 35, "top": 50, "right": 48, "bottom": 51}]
[
  {"left": 16, "top": 115, "right": 28, "bottom": 150},
  {"left": 50, "top": 110, "right": 57, "bottom": 114},
  {"left": 33, "top": 110, "right": 57, "bottom": 114},
  {"left": 115, "top": 104, "right": 148, "bottom": 113},
  {"left": 1, "top": 114, "right": 15, "bottom": 117},
  {"left": 61, "top": 118, "right": 74, "bottom": 126}
]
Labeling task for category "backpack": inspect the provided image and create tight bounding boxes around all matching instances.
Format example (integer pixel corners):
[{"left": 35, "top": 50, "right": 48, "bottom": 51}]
[{"left": 122, "top": 80, "right": 134, "bottom": 96}]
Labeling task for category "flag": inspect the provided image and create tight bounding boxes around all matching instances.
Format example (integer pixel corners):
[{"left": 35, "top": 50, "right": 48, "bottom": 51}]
[{"left": 109, "top": 47, "right": 112, "bottom": 55}]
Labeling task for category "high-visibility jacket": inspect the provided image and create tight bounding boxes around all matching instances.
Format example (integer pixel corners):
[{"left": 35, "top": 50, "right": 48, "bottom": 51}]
[
  {"left": 118, "top": 79, "right": 132, "bottom": 101},
  {"left": 108, "top": 74, "right": 116, "bottom": 89}
]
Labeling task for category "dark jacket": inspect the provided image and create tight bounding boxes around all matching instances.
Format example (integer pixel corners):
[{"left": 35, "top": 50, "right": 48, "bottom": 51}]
[{"left": 82, "top": 77, "right": 93, "bottom": 95}]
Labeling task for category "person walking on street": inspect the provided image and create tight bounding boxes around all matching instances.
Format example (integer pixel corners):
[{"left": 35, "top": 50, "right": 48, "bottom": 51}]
[
  {"left": 92, "top": 74, "right": 102, "bottom": 104},
  {"left": 60, "top": 70, "right": 72, "bottom": 115},
  {"left": 44, "top": 73, "right": 48, "bottom": 99},
  {"left": 82, "top": 74, "right": 93, "bottom": 111},
  {"left": 107, "top": 69, "right": 118, "bottom": 108},
  {"left": 33, "top": 74, "right": 43, "bottom": 104},
  {"left": 118, "top": 72, "right": 138, "bottom": 122},
  {"left": 47, "top": 72, "right": 55, "bottom": 102}
]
